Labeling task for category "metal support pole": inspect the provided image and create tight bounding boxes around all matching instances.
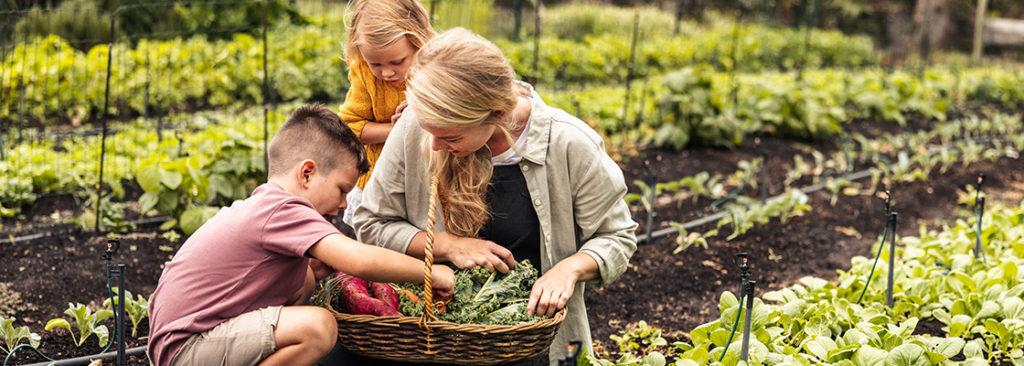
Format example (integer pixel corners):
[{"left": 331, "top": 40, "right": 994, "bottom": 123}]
[
  {"left": 530, "top": 1, "right": 540, "bottom": 86},
  {"left": 113, "top": 264, "right": 126, "bottom": 366},
  {"left": 740, "top": 280, "right": 756, "bottom": 362},
  {"left": 262, "top": 1, "right": 270, "bottom": 180},
  {"left": 644, "top": 159, "right": 656, "bottom": 245},
  {"left": 756, "top": 137, "right": 767, "bottom": 202},
  {"left": 886, "top": 212, "right": 898, "bottom": 308},
  {"left": 975, "top": 197, "right": 985, "bottom": 261},
  {"left": 621, "top": 12, "right": 639, "bottom": 127},
  {"left": 511, "top": 0, "right": 522, "bottom": 41},
  {"left": 96, "top": 13, "right": 116, "bottom": 231}
]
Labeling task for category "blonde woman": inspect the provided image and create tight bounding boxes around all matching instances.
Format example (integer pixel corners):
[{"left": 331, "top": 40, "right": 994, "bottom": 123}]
[{"left": 354, "top": 28, "right": 637, "bottom": 365}]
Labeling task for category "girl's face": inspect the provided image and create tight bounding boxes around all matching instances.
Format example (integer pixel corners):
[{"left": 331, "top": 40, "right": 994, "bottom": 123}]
[
  {"left": 419, "top": 120, "right": 497, "bottom": 158},
  {"left": 360, "top": 37, "right": 416, "bottom": 84}
]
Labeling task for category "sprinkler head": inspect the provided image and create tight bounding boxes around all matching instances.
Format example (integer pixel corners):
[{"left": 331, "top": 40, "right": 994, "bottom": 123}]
[
  {"left": 976, "top": 173, "right": 985, "bottom": 188},
  {"left": 104, "top": 239, "right": 120, "bottom": 261},
  {"left": 734, "top": 252, "right": 750, "bottom": 272}
]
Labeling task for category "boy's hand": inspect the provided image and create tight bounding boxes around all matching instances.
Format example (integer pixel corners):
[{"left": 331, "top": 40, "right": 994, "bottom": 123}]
[
  {"left": 308, "top": 258, "right": 336, "bottom": 281},
  {"left": 390, "top": 100, "right": 408, "bottom": 124},
  {"left": 430, "top": 264, "right": 455, "bottom": 299}
]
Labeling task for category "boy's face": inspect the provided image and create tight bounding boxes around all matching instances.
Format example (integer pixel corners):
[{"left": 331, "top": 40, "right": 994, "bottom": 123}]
[
  {"left": 303, "top": 159, "right": 360, "bottom": 218},
  {"left": 361, "top": 37, "right": 416, "bottom": 84}
]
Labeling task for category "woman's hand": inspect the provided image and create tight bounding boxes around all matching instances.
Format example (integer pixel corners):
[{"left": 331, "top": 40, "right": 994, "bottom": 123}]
[
  {"left": 437, "top": 232, "right": 516, "bottom": 274},
  {"left": 527, "top": 253, "right": 600, "bottom": 317}
]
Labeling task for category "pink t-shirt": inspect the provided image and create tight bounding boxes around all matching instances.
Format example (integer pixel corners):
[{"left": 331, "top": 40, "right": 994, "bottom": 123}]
[{"left": 147, "top": 183, "right": 338, "bottom": 366}]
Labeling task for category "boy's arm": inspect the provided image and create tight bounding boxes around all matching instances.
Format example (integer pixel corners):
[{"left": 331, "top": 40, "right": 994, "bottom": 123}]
[
  {"left": 340, "top": 62, "right": 392, "bottom": 145},
  {"left": 307, "top": 233, "right": 454, "bottom": 295}
]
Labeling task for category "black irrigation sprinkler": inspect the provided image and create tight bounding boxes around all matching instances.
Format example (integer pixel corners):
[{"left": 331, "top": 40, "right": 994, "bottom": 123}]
[
  {"left": 974, "top": 173, "right": 986, "bottom": 262},
  {"left": 857, "top": 190, "right": 894, "bottom": 305},
  {"left": 557, "top": 340, "right": 583, "bottom": 366},
  {"left": 719, "top": 252, "right": 753, "bottom": 362},
  {"left": 104, "top": 240, "right": 128, "bottom": 366}
]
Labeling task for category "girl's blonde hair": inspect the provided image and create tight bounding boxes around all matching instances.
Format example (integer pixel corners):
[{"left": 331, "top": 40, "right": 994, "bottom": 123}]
[
  {"left": 405, "top": 27, "right": 527, "bottom": 238},
  {"left": 345, "top": 0, "right": 435, "bottom": 63}
]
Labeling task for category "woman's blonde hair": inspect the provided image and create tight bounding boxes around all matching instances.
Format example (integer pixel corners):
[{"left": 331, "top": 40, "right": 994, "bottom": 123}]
[
  {"left": 405, "top": 27, "right": 527, "bottom": 238},
  {"left": 344, "top": 0, "right": 435, "bottom": 64}
]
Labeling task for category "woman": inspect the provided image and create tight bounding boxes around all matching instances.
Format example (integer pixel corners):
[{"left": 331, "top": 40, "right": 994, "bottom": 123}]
[{"left": 353, "top": 28, "right": 637, "bottom": 365}]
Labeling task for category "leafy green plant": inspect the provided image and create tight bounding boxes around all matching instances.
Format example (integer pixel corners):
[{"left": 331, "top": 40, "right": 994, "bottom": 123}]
[
  {"left": 45, "top": 303, "right": 113, "bottom": 348},
  {"left": 103, "top": 288, "right": 150, "bottom": 338},
  {"left": 0, "top": 317, "right": 41, "bottom": 355}
]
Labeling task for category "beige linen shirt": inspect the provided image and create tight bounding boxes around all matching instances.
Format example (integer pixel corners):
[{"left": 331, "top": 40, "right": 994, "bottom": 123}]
[{"left": 353, "top": 84, "right": 638, "bottom": 365}]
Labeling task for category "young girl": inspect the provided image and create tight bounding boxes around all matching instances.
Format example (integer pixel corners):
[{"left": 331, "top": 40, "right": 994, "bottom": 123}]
[
  {"left": 339, "top": 0, "right": 435, "bottom": 225},
  {"left": 354, "top": 28, "right": 638, "bottom": 365}
]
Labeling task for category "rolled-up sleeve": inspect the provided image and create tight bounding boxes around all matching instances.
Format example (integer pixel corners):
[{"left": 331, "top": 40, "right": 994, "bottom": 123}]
[
  {"left": 352, "top": 115, "right": 422, "bottom": 254},
  {"left": 571, "top": 140, "right": 638, "bottom": 287}
]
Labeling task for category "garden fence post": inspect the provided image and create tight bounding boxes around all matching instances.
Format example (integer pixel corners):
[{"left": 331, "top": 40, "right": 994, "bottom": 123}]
[
  {"left": 621, "top": 12, "right": 639, "bottom": 128},
  {"left": 511, "top": 0, "right": 522, "bottom": 41},
  {"left": 886, "top": 212, "right": 897, "bottom": 308},
  {"left": 756, "top": 137, "right": 767, "bottom": 202},
  {"left": 530, "top": 1, "right": 540, "bottom": 86},
  {"left": 96, "top": 12, "right": 117, "bottom": 231},
  {"left": 740, "top": 280, "right": 756, "bottom": 362},
  {"left": 644, "top": 159, "right": 656, "bottom": 245}
]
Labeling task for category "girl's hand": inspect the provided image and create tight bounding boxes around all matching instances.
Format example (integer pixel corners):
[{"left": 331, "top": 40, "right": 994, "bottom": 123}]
[
  {"left": 437, "top": 232, "right": 516, "bottom": 274},
  {"left": 391, "top": 100, "right": 409, "bottom": 124}
]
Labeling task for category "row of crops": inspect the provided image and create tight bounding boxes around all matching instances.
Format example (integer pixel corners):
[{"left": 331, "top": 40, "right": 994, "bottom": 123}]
[
  {"left": 586, "top": 196, "right": 1024, "bottom": 366},
  {"left": 0, "top": 4, "right": 878, "bottom": 127}
]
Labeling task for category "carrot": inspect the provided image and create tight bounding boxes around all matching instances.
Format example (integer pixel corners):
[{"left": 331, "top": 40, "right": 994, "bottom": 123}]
[
  {"left": 370, "top": 282, "right": 400, "bottom": 310},
  {"left": 397, "top": 288, "right": 422, "bottom": 303}
]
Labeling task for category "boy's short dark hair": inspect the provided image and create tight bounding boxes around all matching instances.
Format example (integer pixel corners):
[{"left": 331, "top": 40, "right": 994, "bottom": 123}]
[{"left": 268, "top": 103, "right": 370, "bottom": 177}]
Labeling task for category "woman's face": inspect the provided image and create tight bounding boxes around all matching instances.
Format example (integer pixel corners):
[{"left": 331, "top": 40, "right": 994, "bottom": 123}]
[{"left": 419, "top": 120, "right": 497, "bottom": 158}]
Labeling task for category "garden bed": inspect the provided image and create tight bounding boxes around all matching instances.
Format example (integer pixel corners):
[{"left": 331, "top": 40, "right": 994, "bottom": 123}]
[{"left": 2, "top": 115, "right": 1024, "bottom": 364}]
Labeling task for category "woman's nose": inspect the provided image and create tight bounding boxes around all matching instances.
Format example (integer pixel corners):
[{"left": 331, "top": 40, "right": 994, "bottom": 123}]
[{"left": 430, "top": 136, "right": 446, "bottom": 151}]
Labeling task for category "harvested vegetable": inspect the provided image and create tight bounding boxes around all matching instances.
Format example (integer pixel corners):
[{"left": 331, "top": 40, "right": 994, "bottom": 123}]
[
  {"left": 336, "top": 277, "right": 402, "bottom": 316},
  {"left": 371, "top": 282, "right": 400, "bottom": 310},
  {"left": 396, "top": 259, "right": 546, "bottom": 325}
]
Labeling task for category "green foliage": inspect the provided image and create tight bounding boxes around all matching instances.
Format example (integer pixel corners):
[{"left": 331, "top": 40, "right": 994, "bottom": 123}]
[
  {"left": 45, "top": 303, "right": 113, "bottom": 348},
  {"left": 397, "top": 260, "right": 545, "bottom": 325},
  {"left": 13, "top": 0, "right": 111, "bottom": 50},
  {"left": 0, "top": 317, "right": 41, "bottom": 355},
  {"left": 1, "top": 27, "right": 346, "bottom": 126},
  {"left": 102, "top": 288, "right": 150, "bottom": 338}
]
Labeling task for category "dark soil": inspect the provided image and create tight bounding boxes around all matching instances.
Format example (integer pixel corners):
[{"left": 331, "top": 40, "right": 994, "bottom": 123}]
[{"left": 2, "top": 116, "right": 1024, "bottom": 365}]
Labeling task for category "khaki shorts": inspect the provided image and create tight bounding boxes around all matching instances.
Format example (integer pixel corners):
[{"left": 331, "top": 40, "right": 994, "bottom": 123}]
[{"left": 170, "top": 306, "right": 281, "bottom": 366}]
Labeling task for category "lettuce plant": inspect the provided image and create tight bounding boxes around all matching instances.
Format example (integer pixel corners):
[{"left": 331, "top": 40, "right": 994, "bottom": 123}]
[
  {"left": 45, "top": 303, "right": 113, "bottom": 348},
  {"left": 0, "top": 317, "right": 41, "bottom": 355},
  {"left": 103, "top": 288, "right": 151, "bottom": 338}
]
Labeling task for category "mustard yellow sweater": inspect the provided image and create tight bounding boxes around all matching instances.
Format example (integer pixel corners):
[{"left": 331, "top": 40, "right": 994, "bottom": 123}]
[{"left": 339, "top": 59, "right": 407, "bottom": 189}]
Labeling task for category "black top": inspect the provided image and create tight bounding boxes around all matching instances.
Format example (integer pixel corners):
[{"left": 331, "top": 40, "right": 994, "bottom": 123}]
[{"left": 479, "top": 164, "right": 543, "bottom": 272}]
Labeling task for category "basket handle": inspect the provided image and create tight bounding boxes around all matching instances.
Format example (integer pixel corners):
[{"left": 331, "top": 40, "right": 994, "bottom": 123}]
[{"left": 420, "top": 176, "right": 440, "bottom": 322}]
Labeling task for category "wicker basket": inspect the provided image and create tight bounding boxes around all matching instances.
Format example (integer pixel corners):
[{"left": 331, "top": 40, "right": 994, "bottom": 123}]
[{"left": 326, "top": 177, "right": 566, "bottom": 365}]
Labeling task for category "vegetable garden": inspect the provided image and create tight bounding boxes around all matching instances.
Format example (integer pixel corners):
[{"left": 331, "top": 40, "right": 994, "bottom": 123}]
[{"left": 2, "top": 1, "right": 1024, "bottom": 365}]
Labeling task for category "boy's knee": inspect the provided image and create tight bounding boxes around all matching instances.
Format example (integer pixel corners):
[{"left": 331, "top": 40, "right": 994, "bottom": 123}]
[{"left": 307, "top": 308, "right": 338, "bottom": 350}]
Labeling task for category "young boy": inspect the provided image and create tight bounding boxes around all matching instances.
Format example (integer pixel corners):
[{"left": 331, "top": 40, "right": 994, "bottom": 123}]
[{"left": 147, "top": 103, "right": 455, "bottom": 366}]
